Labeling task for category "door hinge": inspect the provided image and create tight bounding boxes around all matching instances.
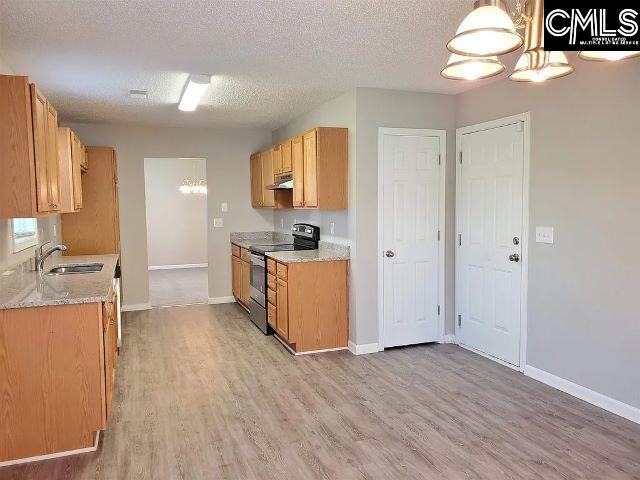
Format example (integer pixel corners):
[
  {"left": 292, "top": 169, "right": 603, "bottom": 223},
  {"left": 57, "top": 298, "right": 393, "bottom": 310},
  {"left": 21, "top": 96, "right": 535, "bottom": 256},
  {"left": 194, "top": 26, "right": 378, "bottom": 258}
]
[
  {"left": 458, "top": 233, "right": 462, "bottom": 246},
  {"left": 437, "top": 230, "right": 441, "bottom": 241},
  {"left": 438, "top": 154, "right": 441, "bottom": 166},
  {"left": 459, "top": 151, "right": 463, "bottom": 164},
  {"left": 437, "top": 305, "right": 441, "bottom": 316},
  {"left": 458, "top": 314, "right": 462, "bottom": 327}
]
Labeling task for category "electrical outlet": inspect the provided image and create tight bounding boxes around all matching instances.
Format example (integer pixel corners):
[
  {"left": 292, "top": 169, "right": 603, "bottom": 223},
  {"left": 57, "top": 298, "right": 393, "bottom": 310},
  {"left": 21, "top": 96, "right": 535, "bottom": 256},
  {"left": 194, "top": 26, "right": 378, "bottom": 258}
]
[
  {"left": 213, "top": 218, "right": 224, "bottom": 228},
  {"left": 535, "top": 226, "right": 554, "bottom": 244},
  {"left": 330, "top": 222, "right": 335, "bottom": 235},
  {"left": 52, "top": 224, "right": 57, "bottom": 237},
  {"left": 221, "top": 202, "right": 228, "bottom": 213},
  {"left": 280, "top": 218, "right": 284, "bottom": 228}
]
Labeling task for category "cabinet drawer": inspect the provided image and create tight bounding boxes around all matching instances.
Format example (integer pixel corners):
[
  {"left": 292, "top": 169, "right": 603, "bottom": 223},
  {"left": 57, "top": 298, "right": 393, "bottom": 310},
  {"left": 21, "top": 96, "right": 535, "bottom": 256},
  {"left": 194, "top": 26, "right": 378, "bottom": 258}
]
[
  {"left": 241, "top": 248, "right": 251, "bottom": 262},
  {"left": 268, "top": 302, "right": 277, "bottom": 329},
  {"left": 267, "top": 258, "right": 276, "bottom": 274},
  {"left": 267, "top": 288, "right": 277, "bottom": 306},
  {"left": 267, "top": 272, "right": 276, "bottom": 290},
  {"left": 231, "top": 243, "right": 241, "bottom": 257},
  {"left": 276, "top": 262, "right": 288, "bottom": 280}
]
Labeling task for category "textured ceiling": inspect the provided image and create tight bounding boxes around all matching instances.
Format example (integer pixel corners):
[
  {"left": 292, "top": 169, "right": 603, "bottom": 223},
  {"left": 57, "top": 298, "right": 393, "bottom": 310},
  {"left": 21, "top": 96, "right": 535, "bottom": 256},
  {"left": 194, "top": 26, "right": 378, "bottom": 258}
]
[{"left": 0, "top": 0, "right": 506, "bottom": 129}]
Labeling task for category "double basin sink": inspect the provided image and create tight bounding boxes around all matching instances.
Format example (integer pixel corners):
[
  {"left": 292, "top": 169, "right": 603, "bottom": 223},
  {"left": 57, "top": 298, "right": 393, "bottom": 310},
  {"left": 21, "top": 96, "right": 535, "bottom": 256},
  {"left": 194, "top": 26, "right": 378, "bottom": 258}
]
[{"left": 46, "top": 262, "right": 104, "bottom": 275}]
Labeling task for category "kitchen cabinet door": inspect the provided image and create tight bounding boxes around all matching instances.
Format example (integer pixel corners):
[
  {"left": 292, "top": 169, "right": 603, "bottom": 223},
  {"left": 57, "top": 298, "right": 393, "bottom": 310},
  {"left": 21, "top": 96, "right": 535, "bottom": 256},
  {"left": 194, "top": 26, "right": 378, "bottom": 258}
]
[
  {"left": 81, "top": 144, "right": 89, "bottom": 171},
  {"left": 292, "top": 136, "right": 304, "bottom": 207},
  {"left": 250, "top": 153, "right": 263, "bottom": 207},
  {"left": 103, "top": 297, "right": 117, "bottom": 423},
  {"left": 232, "top": 255, "right": 241, "bottom": 299},
  {"left": 241, "top": 259, "right": 251, "bottom": 306},
  {"left": 261, "top": 149, "right": 275, "bottom": 207},
  {"left": 272, "top": 143, "right": 282, "bottom": 175},
  {"left": 45, "top": 102, "right": 61, "bottom": 212},
  {"left": 276, "top": 278, "right": 289, "bottom": 340},
  {"left": 268, "top": 302, "right": 277, "bottom": 330},
  {"left": 281, "top": 139, "right": 292, "bottom": 173},
  {"left": 302, "top": 130, "right": 318, "bottom": 208},
  {"left": 31, "top": 85, "right": 50, "bottom": 213},
  {"left": 71, "top": 132, "right": 83, "bottom": 210}
]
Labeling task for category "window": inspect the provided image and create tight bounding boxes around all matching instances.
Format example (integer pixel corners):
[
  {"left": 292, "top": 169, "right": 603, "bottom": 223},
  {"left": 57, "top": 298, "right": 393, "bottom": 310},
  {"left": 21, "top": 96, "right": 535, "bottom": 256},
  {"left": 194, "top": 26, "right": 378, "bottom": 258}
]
[{"left": 11, "top": 218, "right": 38, "bottom": 253}]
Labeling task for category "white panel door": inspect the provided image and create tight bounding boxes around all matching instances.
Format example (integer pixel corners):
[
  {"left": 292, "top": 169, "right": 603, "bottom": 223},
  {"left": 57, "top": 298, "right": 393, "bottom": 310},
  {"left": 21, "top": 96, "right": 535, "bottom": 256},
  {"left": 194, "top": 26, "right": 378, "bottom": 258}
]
[
  {"left": 458, "top": 122, "right": 524, "bottom": 366},
  {"left": 382, "top": 132, "right": 440, "bottom": 348}
]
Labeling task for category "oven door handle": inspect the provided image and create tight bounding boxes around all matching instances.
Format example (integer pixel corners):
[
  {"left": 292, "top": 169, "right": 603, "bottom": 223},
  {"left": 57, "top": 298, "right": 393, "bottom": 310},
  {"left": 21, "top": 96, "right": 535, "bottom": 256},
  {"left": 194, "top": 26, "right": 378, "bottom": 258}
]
[{"left": 250, "top": 253, "right": 265, "bottom": 267}]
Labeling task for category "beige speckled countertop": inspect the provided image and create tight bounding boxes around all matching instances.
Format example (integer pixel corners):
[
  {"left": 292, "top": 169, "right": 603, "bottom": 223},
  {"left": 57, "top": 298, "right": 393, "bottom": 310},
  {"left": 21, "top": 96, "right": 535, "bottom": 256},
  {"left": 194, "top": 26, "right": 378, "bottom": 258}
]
[
  {"left": 265, "top": 249, "right": 349, "bottom": 264},
  {"left": 0, "top": 254, "right": 119, "bottom": 310}
]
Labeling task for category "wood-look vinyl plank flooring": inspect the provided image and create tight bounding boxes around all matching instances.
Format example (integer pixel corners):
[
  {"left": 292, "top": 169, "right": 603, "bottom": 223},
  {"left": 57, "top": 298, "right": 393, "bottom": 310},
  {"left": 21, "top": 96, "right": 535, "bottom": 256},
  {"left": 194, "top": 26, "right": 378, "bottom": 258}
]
[{"left": 2, "top": 303, "right": 639, "bottom": 479}]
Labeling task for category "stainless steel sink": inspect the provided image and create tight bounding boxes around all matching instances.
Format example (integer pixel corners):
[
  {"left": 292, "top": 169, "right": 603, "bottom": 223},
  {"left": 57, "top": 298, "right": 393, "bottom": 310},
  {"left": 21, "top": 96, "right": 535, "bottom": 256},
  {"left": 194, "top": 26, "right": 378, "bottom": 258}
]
[{"left": 46, "top": 263, "right": 104, "bottom": 275}]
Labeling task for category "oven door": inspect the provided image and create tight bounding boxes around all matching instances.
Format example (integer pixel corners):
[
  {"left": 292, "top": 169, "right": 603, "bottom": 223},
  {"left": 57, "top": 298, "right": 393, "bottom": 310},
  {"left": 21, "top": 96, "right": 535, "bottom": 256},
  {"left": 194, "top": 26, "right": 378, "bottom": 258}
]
[{"left": 250, "top": 252, "right": 266, "bottom": 307}]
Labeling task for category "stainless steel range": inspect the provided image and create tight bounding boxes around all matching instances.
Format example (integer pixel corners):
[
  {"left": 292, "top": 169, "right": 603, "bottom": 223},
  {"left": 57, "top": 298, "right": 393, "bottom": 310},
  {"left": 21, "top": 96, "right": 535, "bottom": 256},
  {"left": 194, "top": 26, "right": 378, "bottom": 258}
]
[{"left": 248, "top": 224, "right": 320, "bottom": 334}]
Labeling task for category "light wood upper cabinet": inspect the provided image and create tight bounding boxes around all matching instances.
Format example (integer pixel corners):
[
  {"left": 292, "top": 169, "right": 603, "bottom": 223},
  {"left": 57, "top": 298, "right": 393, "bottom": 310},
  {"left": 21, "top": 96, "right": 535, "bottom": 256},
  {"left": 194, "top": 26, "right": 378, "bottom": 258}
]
[
  {"left": 248, "top": 127, "right": 347, "bottom": 211},
  {"left": 81, "top": 144, "right": 89, "bottom": 172},
  {"left": 292, "top": 136, "right": 304, "bottom": 207},
  {"left": 303, "top": 130, "right": 319, "bottom": 208},
  {"left": 0, "top": 75, "right": 62, "bottom": 218},
  {"left": 250, "top": 153, "right": 263, "bottom": 207},
  {"left": 272, "top": 143, "right": 282, "bottom": 175},
  {"left": 261, "top": 148, "right": 275, "bottom": 207},
  {"left": 57, "top": 128, "right": 84, "bottom": 213}
]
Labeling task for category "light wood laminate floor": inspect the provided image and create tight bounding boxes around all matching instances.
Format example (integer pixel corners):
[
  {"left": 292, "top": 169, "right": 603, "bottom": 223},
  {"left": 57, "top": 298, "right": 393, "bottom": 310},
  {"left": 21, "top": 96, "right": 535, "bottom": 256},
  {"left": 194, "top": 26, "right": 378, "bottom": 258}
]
[{"left": 2, "top": 303, "right": 639, "bottom": 479}]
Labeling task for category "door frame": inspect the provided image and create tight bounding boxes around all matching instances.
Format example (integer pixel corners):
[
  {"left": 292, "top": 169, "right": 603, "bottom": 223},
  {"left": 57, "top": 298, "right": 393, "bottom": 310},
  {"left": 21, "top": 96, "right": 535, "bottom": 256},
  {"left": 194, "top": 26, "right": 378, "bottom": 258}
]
[
  {"left": 455, "top": 112, "right": 531, "bottom": 370},
  {"left": 377, "top": 127, "right": 447, "bottom": 350}
]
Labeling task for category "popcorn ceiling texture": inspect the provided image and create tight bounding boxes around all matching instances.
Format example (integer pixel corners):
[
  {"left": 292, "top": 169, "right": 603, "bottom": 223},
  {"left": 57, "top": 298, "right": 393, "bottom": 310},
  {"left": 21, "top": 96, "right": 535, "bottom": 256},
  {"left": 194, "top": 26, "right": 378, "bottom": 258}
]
[{"left": 0, "top": 0, "right": 482, "bottom": 129}]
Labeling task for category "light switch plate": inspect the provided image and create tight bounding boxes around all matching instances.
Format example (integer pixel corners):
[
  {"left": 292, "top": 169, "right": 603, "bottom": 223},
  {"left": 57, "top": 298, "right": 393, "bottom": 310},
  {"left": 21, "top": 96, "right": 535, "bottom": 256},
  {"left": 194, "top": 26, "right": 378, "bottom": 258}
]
[
  {"left": 535, "top": 226, "right": 554, "bottom": 244},
  {"left": 280, "top": 218, "right": 284, "bottom": 228},
  {"left": 221, "top": 202, "right": 228, "bottom": 213},
  {"left": 330, "top": 222, "right": 335, "bottom": 235},
  {"left": 213, "top": 218, "right": 224, "bottom": 228}
]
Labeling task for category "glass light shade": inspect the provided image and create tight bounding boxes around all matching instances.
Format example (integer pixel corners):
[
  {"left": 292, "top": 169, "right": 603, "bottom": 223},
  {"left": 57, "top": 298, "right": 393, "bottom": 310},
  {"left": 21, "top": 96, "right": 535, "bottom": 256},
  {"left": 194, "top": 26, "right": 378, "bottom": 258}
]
[
  {"left": 178, "top": 178, "right": 207, "bottom": 194},
  {"left": 578, "top": 51, "right": 640, "bottom": 62},
  {"left": 447, "top": 5, "right": 523, "bottom": 57},
  {"left": 441, "top": 53, "right": 505, "bottom": 80},
  {"left": 510, "top": 51, "right": 574, "bottom": 82}
]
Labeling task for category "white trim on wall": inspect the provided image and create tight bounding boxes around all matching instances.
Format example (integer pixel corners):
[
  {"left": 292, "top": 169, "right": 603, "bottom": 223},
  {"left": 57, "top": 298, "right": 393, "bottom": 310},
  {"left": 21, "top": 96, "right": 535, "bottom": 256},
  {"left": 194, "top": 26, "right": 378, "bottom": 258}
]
[
  {"left": 0, "top": 431, "right": 100, "bottom": 467},
  {"left": 148, "top": 263, "right": 208, "bottom": 271},
  {"left": 348, "top": 341, "right": 381, "bottom": 355},
  {"left": 455, "top": 112, "right": 531, "bottom": 371},
  {"left": 377, "top": 128, "right": 447, "bottom": 350},
  {"left": 208, "top": 296, "right": 235, "bottom": 305},
  {"left": 122, "top": 303, "right": 152, "bottom": 312},
  {"left": 524, "top": 365, "right": 640, "bottom": 425}
]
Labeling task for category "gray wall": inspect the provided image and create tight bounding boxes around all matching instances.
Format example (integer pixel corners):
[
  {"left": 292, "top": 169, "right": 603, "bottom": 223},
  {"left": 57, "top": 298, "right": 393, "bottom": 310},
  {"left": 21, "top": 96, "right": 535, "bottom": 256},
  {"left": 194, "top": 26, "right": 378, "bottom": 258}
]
[
  {"left": 144, "top": 158, "right": 207, "bottom": 267},
  {"left": 272, "top": 90, "right": 358, "bottom": 339},
  {"left": 456, "top": 60, "right": 640, "bottom": 409},
  {"left": 63, "top": 122, "right": 273, "bottom": 306}
]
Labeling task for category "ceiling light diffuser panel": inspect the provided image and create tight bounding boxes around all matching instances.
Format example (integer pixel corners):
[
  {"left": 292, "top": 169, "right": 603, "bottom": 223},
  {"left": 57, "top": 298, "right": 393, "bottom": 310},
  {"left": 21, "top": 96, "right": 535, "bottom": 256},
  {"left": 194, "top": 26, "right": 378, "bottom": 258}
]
[{"left": 179, "top": 75, "right": 212, "bottom": 112}]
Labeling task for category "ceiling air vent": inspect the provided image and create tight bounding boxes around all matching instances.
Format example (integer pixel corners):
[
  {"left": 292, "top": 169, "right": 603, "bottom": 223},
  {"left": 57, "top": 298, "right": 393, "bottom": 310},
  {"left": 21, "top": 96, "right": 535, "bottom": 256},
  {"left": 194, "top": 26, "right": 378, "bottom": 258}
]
[{"left": 129, "top": 89, "right": 148, "bottom": 99}]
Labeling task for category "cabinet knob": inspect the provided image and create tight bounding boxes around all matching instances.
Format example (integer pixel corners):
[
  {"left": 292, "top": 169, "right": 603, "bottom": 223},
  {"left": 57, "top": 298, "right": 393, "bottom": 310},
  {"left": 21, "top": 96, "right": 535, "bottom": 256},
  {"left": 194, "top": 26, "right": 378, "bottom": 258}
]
[{"left": 50, "top": 203, "right": 58, "bottom": 209}]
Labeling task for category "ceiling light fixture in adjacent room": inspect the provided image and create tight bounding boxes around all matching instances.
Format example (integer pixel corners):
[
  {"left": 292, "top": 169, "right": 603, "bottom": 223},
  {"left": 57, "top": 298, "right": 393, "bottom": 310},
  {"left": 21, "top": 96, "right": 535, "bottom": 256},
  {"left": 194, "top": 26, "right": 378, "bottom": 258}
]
[
  {"left": 441, "top": 54, "right": 505, "bottom": 80},
  {"left": 178, "top": 74, "right": 211, "bottom": 112},
  {"left": 179, "top": 178, "right": 207, "bottom": 195}
]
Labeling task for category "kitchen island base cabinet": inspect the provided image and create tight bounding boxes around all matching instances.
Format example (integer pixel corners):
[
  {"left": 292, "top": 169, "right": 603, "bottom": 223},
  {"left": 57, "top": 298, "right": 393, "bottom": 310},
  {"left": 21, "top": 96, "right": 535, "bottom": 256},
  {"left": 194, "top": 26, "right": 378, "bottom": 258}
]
[
  {"left": 0, "top": 300, "right": 118, "bottom": 464},
  {"left": 270, "top": 260, "right": 348, "bottom": 354}
]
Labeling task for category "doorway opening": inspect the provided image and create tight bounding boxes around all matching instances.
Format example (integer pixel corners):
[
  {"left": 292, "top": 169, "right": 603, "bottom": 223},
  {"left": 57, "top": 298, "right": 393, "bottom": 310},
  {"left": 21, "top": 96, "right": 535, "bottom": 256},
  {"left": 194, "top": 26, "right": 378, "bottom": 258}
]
[{"left": 144, "top": 158, "right": 208, "bottom": 307}]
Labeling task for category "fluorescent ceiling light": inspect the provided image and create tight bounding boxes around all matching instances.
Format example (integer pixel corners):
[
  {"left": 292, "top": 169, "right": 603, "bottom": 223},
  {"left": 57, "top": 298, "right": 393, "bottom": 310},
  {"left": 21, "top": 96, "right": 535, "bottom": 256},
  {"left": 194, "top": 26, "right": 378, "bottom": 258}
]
[{"left": 179, "top": 74, "right": 211, "bottom": 112}]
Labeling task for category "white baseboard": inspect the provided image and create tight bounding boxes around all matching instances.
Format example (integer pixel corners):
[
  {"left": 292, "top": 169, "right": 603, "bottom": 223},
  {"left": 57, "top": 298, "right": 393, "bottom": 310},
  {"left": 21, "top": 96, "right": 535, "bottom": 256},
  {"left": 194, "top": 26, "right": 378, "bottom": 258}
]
[
  {"left": 148, "top": 263, "right": 208, "bottom": 271},
  {"left": 524, "top": 365, "right": 640, "bottom": 425},
  {"left": 122, "top": 303, "right": 152, "bottom": 312},
  {"left": 348, "top": 340, "right": 381, "bottom": 355},
  {"left": 208, "top": 296, "right": 235, "bottom": 305},
  {"left": 440, "top": 334, "right": 456, "bottom": 344},
  {"left": 0, "top": 431, "right": 99, "bottom": 467}
]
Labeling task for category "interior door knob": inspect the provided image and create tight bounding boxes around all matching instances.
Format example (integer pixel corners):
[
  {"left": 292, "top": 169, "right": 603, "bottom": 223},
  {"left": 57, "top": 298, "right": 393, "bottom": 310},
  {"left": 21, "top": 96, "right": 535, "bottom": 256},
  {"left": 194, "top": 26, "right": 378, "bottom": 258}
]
[
  {"left": 385, "top": 250, "right": 395, "bottom": 258},
  {"left": 508, "top": 253, "right": 520, "bottom": 262}
]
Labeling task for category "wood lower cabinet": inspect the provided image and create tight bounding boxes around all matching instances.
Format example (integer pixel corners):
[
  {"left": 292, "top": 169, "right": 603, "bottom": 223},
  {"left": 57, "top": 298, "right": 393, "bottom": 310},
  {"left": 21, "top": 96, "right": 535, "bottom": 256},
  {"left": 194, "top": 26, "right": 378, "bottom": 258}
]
[
  {"left": 0, "top": 295, "right": 119, "bottom": 463},
  {"left": 0, "top": 75, "right": 62, "bottom": 218},
  {"left": 231, "top": 244, "right": 252, "bottom": 310},
  {"left": 265, "top": 258, "right": 348, "bottom": 353}
]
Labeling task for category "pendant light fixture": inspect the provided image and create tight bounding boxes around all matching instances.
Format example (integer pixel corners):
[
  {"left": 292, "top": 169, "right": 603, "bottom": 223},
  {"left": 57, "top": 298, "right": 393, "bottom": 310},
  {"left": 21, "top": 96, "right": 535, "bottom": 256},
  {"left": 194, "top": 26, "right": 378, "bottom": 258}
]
[
  {"left": 447, "top": 0, "right": 523, "bottom": 57},
  {"left": 578, "top": 51, "right": 640, "bottom": 62},
  {"left": 508, "top": 0, "right": 573, "bottom": 83},
  {"left": 441, "top": 54, "right": 505, "bottom": 80}
]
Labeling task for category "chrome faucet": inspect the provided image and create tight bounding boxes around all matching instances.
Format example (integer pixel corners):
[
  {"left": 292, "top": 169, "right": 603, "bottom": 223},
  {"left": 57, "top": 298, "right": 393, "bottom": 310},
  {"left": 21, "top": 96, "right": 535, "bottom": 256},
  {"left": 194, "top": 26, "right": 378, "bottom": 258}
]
[{"left": 35, "top": 242, "right": 68, "bottom": 273}]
